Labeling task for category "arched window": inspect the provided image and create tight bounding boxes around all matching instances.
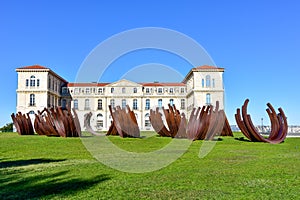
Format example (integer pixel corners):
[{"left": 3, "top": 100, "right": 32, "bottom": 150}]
[
  {"left": 111, "top": 87, "right": 114, "bottom": 93},
  {"left": 169, "top": 99, "right": 174, "bottom": 106},
  {"left": 133, "top": 87, "right": 137, "bottom": 93},
  {"left": 96, "top": 113, "right": 103, "bottom": 130},
  {"left": 110, "top": 99, "right": 115, "bottom": 108},
  {"left": 98, "top": 99, "right": 102, "bottom": 110},
  {"left": 97, "top": 113, "right": 103, "bottom": 120},
  {"left": 206, "top": 75, "right": 211, "bottom": 87},
  {"left": 206, "top": 93, "right": 211, "bottom": 105},
  {"left": 122, "top": 99, "right": 126, "bottom": 108},
  {"left": 29, "top": 94, "right": 35, "bottom": 106},
  {"left": 145, "top": 99, "right": 150, "bottom": 110},
  {"left": 158, "top": 99, "right": 162, "bottom": 108},
  {"left": 29, "top": 110, "right": 35, "bottom": 115},
  {"left": 133, "top": 99, "right": 138, "bottom": 110},
  {"left": 84, "top": 99, "right": 90, "bottom": 110},
  {"left": 74, "top": 99, "right": 78, "bottom": 109},
  {"left": 145, "top": 113, "right": 151, "bottom": 127},
  {"left": 30, "top": 75, "right": 36, "bottom": 87}
]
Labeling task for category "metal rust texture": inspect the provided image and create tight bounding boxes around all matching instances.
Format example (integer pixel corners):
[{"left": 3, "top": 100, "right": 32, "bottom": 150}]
[
  {"left": 149, "top": 104, "right": 187, "bottom": 138},
  {"left": 149, "top": 102, "right": 232, "bottom": 140},
  {"left": 11, "top": 112, "right": 34, "bottom": 135},
  {"left": 33, "top": 106, "right": 81, "bottom": 137},
  {"left": 83, "top": 112, "right": 106, "bottom": 136},
  {"left": 185, "top": 101, "right": 233, "bottom": 140},
  {"left": 235, "top": 99, "right": 288, "bottom": 144},
  {"left": 107, "top": 105, "right": 140, "bottom": 138}
]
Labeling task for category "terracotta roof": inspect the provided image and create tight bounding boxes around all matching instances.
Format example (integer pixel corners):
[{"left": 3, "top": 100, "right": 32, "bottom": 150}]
[
  {"left": 67, "top": 83, "right": 110, "bottom": 87},
  {"left": 67, "top": 82, "right": 185, "bottom": 87},
  {"left": 195, "top": 65, "right": 224, "bottom": 70},
  {"left": 17, "top": 65, "right": 49, "bottom": 70},
  {"left": 141, "top": 82, "right": 186, "bottom": 87}
]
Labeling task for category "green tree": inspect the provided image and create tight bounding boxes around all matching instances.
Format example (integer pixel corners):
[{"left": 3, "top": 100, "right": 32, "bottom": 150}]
[{"left": 0, "top": 122, "right": 13, "bottom": 132}]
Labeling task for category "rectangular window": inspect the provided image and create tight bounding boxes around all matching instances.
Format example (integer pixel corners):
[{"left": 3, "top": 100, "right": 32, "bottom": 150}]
[
  {"left": 86, "top": 88, "right": 90, "bottom": 94},
  {"left": 181, "top": 99, "right": 185, "bottom": 109},
  {"left": 84, "top": 99, "right": 90, "bottom": 110},
  {"left": 145, "top": 99, "right": 150, "bottom": 110},
  {"left": 133, "top": 99, "right": 138, "bottom": 110},
  {"left": 169, "top": 88, "right": 174, "bottom": 93},
  {"left": 180, "top": 88, "right": 185, "bottom": 93},
  {"left": 74, "top": 100, "right": 78, "bottom": 109},
  {"left": 122, "top": 99, "right": 126, "bottom": 109},
  {"left": 98, "top": 88, "right": 103, "bottom": 94},
  {"left": 170, "top": 99, "right": 174, "bottom": 106},
  {"left": 158, "top": 99, "right": 162, "bottom": 108},
  {"left": 146, "top": 88, "right": 150, "bottom": 93},
  {"left": 158, "top": 88, "right": 163, "bottom": 94},
  {"left": 26, "top": 79, "right": 29, "bottom": 87},
  {"left": 30, "top": 79, "right": 35, "bottom": 87},
  {"left": 110, "top": 99, "right": 115, "bottom": 108},
  {"left": 37, "top": 79, "right": 40, "bottom": 87},
  {"left": 98, "top": 99, "right": 102, "bottom": 110}
]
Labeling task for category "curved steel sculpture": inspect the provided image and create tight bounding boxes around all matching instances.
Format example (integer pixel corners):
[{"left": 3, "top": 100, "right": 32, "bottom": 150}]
[
  {"left": 107, "top": 105, "right": 140, "bottom": 138},
  {"left": 186, "top": 102, "right": 233, "bottom": 140},
  {"left": 34, "top": 106, "right": 81, "bottom": 137},
  {"left": 149, "top": 104, "right": 187, "bottom": 138},
  {"left": 12, "top": 107, "right": 81, "bottom": 137},
  {"left": 11, "top": 112, "right": 34, "bottom": 135},
  {"left": 235, "top": 99, "right": 288, "bottom": 143},
  {"left": 150, "top": 102, "right": 232, "bottom": 140}
]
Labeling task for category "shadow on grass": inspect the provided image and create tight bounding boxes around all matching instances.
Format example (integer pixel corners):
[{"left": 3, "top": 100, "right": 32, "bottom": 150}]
[
  {"left": 0, "top": 170, "right": 110, "bottom": 200},
  {"left": 0, "top": 158, "right": 66, "bottom": 169},
  {"left": 234, "top": 137, "right": 251, "bottom": 142}
]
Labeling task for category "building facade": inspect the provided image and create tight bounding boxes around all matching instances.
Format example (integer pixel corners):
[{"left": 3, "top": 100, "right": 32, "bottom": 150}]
[{"left": 16, "top": 65, "right": 225, "bottom": 131}]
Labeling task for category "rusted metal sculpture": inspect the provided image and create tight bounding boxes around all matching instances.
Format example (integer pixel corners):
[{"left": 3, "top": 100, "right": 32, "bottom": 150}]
[
  {"left": 33, "top": 106, "right": 81, "bottom": 137},
  {"left": 235, "top": 99, "right": 288, "bottom": 144},
  {"left": 11, "top": 112, "right": 34, "bottom": 135},
  {"left": 107, "top": 105, "right": 140, "bottom": 138},
  {"left": 83, "top": 112, "right": 106, "bottom": 136},
  {"left": 150, "top": 104, "right": 187, "bottom": 138},
  {"left": 186, "top": 102, "right": 233, "bottom": 140},
  {"left": 150, "top": 102, "right": 232, "bottom": 140}
]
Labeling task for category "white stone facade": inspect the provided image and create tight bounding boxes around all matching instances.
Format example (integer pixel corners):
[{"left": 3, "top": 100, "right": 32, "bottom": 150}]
[{"left": 15, "top": 65, "right": 225, "bottom": 131}]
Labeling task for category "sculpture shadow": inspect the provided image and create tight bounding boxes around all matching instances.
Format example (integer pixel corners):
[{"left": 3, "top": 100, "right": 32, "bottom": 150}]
[
  {"left": 0, "top": 169, "right": 110, "bottom": 200},
  {"left": 0, "top": 158, "right": 66, "bottom": 169},
  {"left": 234, "top": 137, "right": 251, "bottom": 142}
]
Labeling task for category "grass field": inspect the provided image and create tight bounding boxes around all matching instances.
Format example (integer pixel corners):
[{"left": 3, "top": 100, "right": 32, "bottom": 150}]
[{"left": 0, "top": 132, "right": 299, "bottom": 200}]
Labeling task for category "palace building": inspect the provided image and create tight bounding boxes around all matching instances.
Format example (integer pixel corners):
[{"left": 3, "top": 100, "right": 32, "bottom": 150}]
[{"left": 16, "top": 65, "right": 225, "bottom": 131}]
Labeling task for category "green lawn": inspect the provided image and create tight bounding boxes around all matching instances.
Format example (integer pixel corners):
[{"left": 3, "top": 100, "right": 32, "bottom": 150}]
[{"left": 0, "top": 132, "right": 299, "bottom": 200}]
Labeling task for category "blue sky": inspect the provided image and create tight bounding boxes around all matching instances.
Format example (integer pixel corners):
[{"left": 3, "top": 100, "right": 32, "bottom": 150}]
[{"left": 1, "top": 0, "right": 300, "bottom": 127}]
